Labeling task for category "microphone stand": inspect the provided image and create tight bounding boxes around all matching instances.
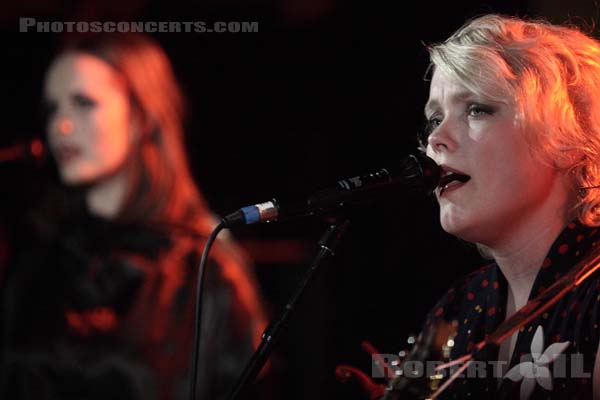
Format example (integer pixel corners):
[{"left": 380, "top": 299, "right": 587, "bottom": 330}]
[{"left": 228, "top": 218, "right": 351, "bottom": 400}]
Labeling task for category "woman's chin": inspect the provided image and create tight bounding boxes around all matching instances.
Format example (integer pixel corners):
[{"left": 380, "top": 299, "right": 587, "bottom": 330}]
[
  {"left": 441, "top": 220, "right": 493, "bottom": 247},
  {"left": 440, "top": 213, "right": 465, "bottom": 234},
  {"left": 440, "top": 216, "right": 478, "bottom": 242},
  {"left": 58, "top": 168, "right": 96, "bottom": 186}
]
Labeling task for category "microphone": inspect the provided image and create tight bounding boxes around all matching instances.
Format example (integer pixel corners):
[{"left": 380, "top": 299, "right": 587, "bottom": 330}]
[
  {"left": 0, "top": 138, "right": 45, "bottom": 164},
  {"left": 222, "top": 153, "right": 441, "bottom": 227}
]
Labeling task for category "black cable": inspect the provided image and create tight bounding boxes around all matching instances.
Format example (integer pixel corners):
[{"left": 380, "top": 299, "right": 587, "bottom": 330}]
[{"left": 189, "top": 220, "right": 226, "bottom": 400}]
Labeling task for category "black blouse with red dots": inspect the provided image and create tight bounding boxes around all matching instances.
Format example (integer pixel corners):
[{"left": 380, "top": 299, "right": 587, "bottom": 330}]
[{"left": 419, "top": 221, "right": 600, "bottom": 399}]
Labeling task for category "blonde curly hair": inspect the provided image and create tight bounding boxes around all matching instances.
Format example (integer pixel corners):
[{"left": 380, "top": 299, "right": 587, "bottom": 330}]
[{"left": 427, "top": 14, "right": 600, "bottom": 226}]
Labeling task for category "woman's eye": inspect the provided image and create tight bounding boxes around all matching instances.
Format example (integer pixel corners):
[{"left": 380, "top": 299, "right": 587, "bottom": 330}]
[
  {"left": 418, "top": 116, "right": 442, "bottom": 145},
  {"left": 72, "top": 94, "right": 97, "bottom": 108},
  {"left": 467, "top": 104, "right": 494, "bottom": 117}
]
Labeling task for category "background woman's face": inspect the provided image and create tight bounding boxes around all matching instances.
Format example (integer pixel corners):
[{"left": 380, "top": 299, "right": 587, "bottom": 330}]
[
  {"left": 44, "top": 52, "right": 136, "bottom": 186},
  {"left": 424, "top": 69, "right": 570, "bottom": 247}
]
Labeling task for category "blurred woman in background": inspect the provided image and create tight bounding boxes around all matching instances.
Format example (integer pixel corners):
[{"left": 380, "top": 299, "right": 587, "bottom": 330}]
[{"left": 0, "top": 32, "right": 267, "bottom": 400}]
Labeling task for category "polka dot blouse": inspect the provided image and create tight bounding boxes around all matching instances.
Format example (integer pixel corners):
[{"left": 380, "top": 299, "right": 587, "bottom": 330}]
[{"left": 416, "top": 221, "right": 600, "bottom": 399}]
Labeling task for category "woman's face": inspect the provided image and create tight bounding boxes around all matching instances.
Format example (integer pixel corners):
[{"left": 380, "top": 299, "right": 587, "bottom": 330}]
[
  {"left": 44, "top": 52, "right": 137, "bottom": 185},
  {"left": 424, "top": 69, "right": 571, "bottom": 246}
]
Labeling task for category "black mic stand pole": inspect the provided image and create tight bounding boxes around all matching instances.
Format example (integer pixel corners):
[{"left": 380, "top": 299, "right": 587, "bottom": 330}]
[{"left": 227, "top": 217, "right": 351, "bottom": 400}]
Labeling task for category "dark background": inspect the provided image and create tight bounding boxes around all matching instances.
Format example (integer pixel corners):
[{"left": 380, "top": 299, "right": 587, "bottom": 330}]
[{"left": 1, "top": 1, "right": 598, "bottom": 399}]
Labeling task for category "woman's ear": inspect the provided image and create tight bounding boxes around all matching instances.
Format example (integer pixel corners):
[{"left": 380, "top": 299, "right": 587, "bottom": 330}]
[
  {"left": 127, "top": 105, "right": 143, "bottom": 145},
  {"left": 127, "top": 106, "right": 156, "bottom": 145}
]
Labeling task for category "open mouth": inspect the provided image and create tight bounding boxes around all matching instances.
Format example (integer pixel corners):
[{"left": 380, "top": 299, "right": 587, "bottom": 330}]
[
  {"left": 438, "top": 171, "right": 471, "bottom": 195},
  {"left": 54, "top": 144, "right": 81, "bottom": 163}
]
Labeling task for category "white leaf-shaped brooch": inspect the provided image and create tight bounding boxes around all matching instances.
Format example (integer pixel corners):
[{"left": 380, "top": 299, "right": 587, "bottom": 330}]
[{"left": 504, "top": 325, "right": 570, "bottom": 400}]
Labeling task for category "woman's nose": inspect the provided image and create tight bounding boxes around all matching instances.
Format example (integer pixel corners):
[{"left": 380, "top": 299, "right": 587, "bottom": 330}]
[
  {"left": 57, "top": 118, "right": 74, "bottom": 136},
  {"left": 427, "top": 120, "right": 458, "bottom": 154},
  {"left": 428, "top": 134, "right": 448, "bottom": 153}
]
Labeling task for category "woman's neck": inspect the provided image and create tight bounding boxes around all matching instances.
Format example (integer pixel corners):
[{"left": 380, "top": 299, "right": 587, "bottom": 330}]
[
  {"left": 481, "top": 169, "right": 576, "bottom": 312},
  {"left": 493, "top": 223, "right": 564, "bottom": 307},
  {"left": 489, "top": 217, "right": 568, "bottom": 369},
  {"left": 86, "top": 169, "right": 129, "bottom": 220},
  {"left": 484, "top": 212, "right": 570, "bottom": 314}
]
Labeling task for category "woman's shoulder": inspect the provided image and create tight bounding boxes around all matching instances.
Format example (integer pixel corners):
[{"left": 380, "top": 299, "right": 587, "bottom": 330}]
[{"left": 149, "top": 212, "right": 267, "bottom": 329}]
